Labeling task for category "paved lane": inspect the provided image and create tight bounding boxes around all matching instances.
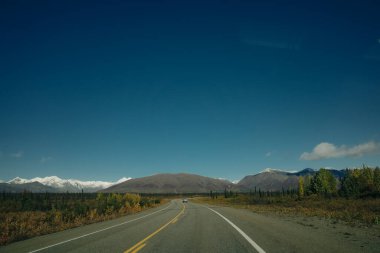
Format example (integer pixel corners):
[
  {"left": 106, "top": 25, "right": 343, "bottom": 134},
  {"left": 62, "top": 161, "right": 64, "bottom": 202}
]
[{"left": 137, "top": 201, "right": 258, "bottom": 253}]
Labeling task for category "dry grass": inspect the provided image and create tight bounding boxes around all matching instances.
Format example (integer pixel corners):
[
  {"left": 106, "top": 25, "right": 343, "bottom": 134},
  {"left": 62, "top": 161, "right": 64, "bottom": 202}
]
[
  {"left": 0, "top": 199, "right": 167, "bottom": 246},
  {"left": 193, "top": 196, "right": 380, "bottom": 225}
]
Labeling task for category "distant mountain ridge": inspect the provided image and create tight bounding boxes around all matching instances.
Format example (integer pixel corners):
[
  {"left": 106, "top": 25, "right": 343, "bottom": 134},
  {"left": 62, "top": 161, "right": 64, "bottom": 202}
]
[
  {"left": 237, "top": 168, "right": 344, "bottom": 191},
  {"left": 101, "top": 173, "right": 236, "bottom": 193},
  {"left": 4, "top": 176, "right": 131, "bottom": 193}
]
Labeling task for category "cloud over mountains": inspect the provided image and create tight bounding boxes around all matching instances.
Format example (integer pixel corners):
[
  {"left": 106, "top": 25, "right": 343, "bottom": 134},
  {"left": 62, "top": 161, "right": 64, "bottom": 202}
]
[{"left": 300, "top": 141, "right": 380, "bottom": 160}]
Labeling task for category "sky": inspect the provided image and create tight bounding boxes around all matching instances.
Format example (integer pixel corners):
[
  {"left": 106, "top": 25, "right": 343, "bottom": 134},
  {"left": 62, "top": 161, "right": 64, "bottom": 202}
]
[{"left": 1, "top": 0, "right": 380, "bottom": 182}]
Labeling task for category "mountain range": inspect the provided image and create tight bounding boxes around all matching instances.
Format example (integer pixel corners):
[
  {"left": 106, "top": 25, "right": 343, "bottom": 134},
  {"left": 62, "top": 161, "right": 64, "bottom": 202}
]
[
  {"left": 238, "top": 168, "right": 313, "bottom": 192},
  {"left": 102, "top": 168, "right": 345, "bottom": 193},
  {"left": 0, "top": 176, "right": 131, "bottom": 193},
  {"left": 1, "top": 168, "right": 345, "bottom": 193},
  {"left": 101, "top": 173, "right": 236, "bottom": 194}
]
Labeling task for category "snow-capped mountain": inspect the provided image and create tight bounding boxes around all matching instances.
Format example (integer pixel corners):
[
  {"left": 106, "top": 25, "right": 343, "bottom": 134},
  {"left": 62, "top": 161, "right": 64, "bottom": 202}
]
[
  {"left": 217, "top": 177, "right": 241, "bottom": 184},
  {"left": 7, "top": 177, "right": 30, "bottom": 184},
  {"left": 261, "top": 168, "right": 298, "bottom": 173},
  {"left": 7, "top": 176, "right": 131, "bottom": 192},
  {"left": 231, "top": 179, "right": 240, "bottom": 184}
]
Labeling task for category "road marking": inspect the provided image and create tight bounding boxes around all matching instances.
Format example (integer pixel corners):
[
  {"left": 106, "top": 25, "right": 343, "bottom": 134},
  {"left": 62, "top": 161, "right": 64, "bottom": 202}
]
[
  {"left": 130, "top": 243, "right": 146, "bottom": 253},
  {"left": 28, "top": 203, "right": 172, "bottom": 253},
  {"left": 206, "top": 207, "right": 266, "bottom": 253},
  {"left": 124, "top": 202, "right": 185, "bottom": 253}
]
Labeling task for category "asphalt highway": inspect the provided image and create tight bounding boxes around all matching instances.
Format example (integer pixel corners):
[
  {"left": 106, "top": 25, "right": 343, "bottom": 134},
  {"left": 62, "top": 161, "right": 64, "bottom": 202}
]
[{"left": 0, "top": 199, "right": 377, "bottom": 253}]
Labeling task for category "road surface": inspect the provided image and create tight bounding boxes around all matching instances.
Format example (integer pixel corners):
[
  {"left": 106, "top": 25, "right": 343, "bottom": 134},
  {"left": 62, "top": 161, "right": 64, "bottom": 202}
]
[{"left": 0, "top": 199, "right": 378, "bottom": 253}]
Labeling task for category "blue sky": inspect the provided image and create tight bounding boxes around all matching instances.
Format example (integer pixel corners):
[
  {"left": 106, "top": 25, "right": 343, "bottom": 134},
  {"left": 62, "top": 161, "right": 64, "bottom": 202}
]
[{"left": 1, "top": 0, "right": 380, "bottom": 181}]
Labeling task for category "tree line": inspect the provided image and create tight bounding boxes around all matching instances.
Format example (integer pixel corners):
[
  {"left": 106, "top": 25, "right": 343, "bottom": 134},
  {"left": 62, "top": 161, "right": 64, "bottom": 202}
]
[
  {"left": 298, "top": 166, "right": 380, "bottom": 198},
  {"left": 0, "top": 192, "right": 161, "bottom": 214},
  {"left": 213, "top": 166, "right": 380, "bottom": 200}
]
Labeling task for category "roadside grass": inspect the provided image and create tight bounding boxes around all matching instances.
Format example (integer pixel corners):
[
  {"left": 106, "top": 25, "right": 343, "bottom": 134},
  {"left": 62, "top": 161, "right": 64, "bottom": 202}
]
[
  {"left": 193, "top": 195, "right": 380, "bottom": 226},
  {"left": 0, "top": 194, "right": 167, "bottom": 246}
]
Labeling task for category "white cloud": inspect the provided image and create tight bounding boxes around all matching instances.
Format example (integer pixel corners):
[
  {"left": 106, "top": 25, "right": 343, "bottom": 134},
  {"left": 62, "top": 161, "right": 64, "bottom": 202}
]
[
  {"left": 300, "top": 141, "right": 380, "bottom": 160},
  {"left": 10, "top": 151, "right": 23, "bottom": 158},
  {"left": 40, "top": 156, "right": 53, "bottom": 163},
  {"left": 265, "top": 152, "right": 272, "bottom": 157}
]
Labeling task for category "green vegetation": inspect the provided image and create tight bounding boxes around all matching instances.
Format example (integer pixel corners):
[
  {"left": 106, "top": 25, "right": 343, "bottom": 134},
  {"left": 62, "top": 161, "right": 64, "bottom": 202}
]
[
  {"left": 308, "top": 168, "right": 337, "bottom": 196},
  {"left": 0, "top": 192, "right": 163, "bottom": 245},
  {"left": 274, "top": 166, "right": 379, "bottom": 198},
  {"left": 197, "top": 166, "right": 380, "bottom": 225},
  {"left": 341, "top": 167, "right": 380, "bottom": 198}
]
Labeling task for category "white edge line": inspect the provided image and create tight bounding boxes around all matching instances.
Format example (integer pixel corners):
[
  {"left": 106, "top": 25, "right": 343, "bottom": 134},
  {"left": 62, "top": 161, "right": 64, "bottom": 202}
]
[
  {"left": 206, "top": 206, "right": 266, "bottom": 253},
  {"left": 28, "top": 202, "right": 172, "bottom": 253}
]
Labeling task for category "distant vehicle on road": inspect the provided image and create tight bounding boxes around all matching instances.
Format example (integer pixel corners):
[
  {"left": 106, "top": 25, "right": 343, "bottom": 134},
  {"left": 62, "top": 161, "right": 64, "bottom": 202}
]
[{"left": 182, "top": 198, "right": 188, "bottom": 203}]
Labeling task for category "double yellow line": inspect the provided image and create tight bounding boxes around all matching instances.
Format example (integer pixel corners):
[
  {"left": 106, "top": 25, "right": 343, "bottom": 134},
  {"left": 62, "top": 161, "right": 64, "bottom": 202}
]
[{"left": 124, "top": 202, "right": 186, "bottom": 253}]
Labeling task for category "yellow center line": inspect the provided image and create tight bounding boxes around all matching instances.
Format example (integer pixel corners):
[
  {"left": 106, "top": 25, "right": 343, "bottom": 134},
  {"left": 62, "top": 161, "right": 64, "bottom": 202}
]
[
  {"left": 130, "top": 243, "right": 146, "bottom": 253},
  {"left": 124, "top": 202, "right": 186, "bottom": 253}
]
